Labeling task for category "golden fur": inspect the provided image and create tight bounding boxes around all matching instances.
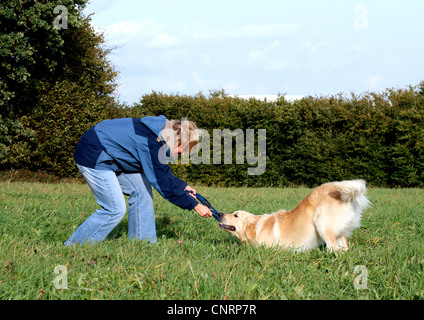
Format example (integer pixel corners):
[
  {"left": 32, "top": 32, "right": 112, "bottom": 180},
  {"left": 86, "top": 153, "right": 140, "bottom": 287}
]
[{"left": 219, "top": 180, "right": 371, "bottom": 252}]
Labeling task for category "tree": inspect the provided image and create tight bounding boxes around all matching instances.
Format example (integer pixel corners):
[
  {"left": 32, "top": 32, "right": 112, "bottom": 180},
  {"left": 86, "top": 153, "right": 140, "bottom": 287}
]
[{"left": 0, "top": 0, "right": 120, "bottom": 175}]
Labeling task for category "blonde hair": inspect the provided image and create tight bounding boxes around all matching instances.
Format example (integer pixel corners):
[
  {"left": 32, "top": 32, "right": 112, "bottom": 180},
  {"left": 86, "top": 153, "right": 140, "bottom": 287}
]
[{"left": 168, "top": 118, "right": 200, "bottom": 153}]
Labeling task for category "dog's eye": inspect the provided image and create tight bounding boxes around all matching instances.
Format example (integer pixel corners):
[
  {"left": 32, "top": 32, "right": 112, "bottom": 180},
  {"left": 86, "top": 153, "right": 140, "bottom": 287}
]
[{"left": 234, "top": 214, "right": 238, "bottom": 218}]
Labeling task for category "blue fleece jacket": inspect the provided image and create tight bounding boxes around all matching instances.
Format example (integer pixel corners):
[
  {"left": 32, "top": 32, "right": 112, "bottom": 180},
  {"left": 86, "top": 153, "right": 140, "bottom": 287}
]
[{"left": 74, "top": 115, "right": 198, "bottom": 210}]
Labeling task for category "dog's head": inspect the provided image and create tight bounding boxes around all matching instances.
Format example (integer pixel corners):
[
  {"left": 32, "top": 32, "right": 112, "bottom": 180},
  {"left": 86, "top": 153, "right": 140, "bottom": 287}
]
[{"left": 219, "top": 210, "right": 258, "bottom": 243}]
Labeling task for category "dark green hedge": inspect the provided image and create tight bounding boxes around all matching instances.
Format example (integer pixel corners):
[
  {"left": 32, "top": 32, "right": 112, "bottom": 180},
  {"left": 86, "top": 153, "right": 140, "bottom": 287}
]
[
  {"left": 131, "top": 84, "right": 424, "bottom": 187},
  {"left": 2, "top": 83, "right": 424, "bottom": 187}
]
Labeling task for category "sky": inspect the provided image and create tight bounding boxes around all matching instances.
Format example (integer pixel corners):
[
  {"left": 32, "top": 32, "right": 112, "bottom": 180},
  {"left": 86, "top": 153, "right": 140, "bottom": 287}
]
[{"left": 83, "top": 0, "right": 424, "bottom": 105}]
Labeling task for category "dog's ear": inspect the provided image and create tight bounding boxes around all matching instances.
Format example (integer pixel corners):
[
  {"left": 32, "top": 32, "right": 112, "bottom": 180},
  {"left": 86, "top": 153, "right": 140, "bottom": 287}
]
[{"left": 244, "top": 216, "right": 257, "bottom": 242}]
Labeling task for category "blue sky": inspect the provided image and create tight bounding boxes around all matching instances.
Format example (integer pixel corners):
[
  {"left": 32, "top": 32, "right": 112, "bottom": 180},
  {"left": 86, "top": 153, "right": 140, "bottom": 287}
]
[{"left": 83, "top": 0, "right": 424, "bottom": 104}]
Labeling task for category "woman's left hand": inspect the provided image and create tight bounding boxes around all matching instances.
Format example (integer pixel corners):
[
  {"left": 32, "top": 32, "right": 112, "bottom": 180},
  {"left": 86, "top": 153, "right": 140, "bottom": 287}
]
[{"left": 184, "top": 186, "right": 197, "bottom": 199}]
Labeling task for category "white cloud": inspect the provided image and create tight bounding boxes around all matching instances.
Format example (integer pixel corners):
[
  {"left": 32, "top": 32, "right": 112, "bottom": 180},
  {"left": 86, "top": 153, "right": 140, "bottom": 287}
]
[
  {"left": 146, "top": 75, "right": 188, "bottom": 93},
  {"left": 246, "top": 40, "right": 280, "bottom": 63},
  {"left": 349, "top": 43, "right": 363, "bottom": 54},
  {"left": 199, "top": 53, "right": 212, "bottom": 66},
  {"left": 160, "top": 48, "right": 192, "bottom": 63},
  {"left": 366, "top": 74, "right": 384, "bottom": 89},
  {"left": 299, "top": 40, "right": 331, "bottom": 56},
  {"left": 192, "top": 72, "right": 216, "bottom": 88},
  {"left": 246, "top": 49, "right": 267, "bottom": 63},
  {"left": 245, "top": 40, "right": 294, "bottom": 71},
  {"left": 177, "top": 22, "right": 302, "bottom": 42},
  {"left": 223, "top": 80, "right": 240, "bottom": 92},
  {"left": 101, "top": 19, "right": 302, "bottom": 51},
  {"left": 231, "top": 23, "right": 301, "bottom": 39},
  {"left": 264, "top": 59, "right": 293, "bottom": 71},
  {"left": 101, "top": 20, "right": 182, "bottom": 50},
  {"left": 104, "top": 20, "right": 164, "bottom": 37},
  {"left": 146, "top": 33, "right": 179, "bottom": 48}
]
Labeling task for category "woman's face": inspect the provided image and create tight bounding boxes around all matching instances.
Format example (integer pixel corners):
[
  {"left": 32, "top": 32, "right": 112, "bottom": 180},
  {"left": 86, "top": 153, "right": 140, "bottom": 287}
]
[{"left": 171, "top": 143, "right": 189, "bottom": 157}]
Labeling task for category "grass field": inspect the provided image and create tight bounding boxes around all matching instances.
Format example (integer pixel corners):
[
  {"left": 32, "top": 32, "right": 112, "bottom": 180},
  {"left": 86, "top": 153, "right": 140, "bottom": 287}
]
[{"left": 0, "top": 181, "right": 423, "bottom": 300}]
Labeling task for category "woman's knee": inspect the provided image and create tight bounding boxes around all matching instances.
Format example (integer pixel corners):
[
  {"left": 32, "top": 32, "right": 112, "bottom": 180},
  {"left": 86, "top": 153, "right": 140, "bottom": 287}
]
[
  {"left": 118, "top": 173, "right": 153, "bottom": 204},
  {"left": 105, "top": 198, "right": 127, "bottom": 219},
  {"left": 128, "top": 187, "right": 153, "bottom": 208}
]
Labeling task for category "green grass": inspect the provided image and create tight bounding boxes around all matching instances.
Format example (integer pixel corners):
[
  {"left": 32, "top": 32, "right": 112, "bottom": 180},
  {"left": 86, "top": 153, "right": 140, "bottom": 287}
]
[{"left": 0, "top": 181, "right": 423, "bottom": 300}]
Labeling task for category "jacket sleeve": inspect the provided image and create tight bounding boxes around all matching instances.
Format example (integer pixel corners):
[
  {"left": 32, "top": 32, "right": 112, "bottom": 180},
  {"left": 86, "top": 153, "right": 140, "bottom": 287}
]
[{"left": 137, "top": 136, "right": 199, "bottom": 211}]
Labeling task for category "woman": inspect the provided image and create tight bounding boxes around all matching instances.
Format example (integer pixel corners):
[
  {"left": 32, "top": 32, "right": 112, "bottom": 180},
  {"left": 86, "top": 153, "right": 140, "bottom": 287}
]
[{"left": 64, "top": 115, "right": 212, "bottom": 245}]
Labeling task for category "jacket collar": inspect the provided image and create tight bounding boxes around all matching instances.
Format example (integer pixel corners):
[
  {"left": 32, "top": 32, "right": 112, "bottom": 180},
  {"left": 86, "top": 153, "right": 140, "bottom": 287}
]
[
  {"left": 140, "top": 115, "right": 167, "bottom": 138},
  {"left": 140, "top": 115, "right": 175, "bottom": 161}
]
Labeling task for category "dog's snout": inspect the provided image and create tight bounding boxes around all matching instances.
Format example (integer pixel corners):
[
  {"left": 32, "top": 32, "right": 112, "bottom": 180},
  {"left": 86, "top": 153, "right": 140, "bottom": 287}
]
[{"left": 218, "top": 212, "right": 224, "bottom": 220}]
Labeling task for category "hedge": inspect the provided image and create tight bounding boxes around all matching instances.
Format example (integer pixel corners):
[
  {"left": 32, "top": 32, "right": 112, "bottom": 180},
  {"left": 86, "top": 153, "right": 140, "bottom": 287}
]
[
  {"left": 131, "top": 85, "right": 424, "bottom": 187},
  {"left": 1, "top": 83, "right": 424, "bottom": 187}
]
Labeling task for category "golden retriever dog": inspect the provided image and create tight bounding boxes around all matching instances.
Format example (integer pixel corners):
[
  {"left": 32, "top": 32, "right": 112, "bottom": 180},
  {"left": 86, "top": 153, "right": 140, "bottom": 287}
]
[{"left": 219, "top": 180, "right": 371, "bottom": 252}]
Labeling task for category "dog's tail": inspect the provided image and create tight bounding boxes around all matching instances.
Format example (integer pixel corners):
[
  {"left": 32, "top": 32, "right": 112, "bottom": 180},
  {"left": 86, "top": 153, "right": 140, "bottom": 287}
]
[{"left": 334, "top": 179, "right": 371, "bottom": 210}]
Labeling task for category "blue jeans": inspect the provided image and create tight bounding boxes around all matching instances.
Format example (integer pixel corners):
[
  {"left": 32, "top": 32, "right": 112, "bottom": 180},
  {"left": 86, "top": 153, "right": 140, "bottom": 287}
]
[{"left": 64, "top": 164, "right": 157, "bottom": 245}]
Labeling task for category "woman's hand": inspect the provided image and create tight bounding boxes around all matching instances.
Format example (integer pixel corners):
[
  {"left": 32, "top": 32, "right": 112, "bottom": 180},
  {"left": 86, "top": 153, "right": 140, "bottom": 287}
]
[
  {"left": 194, "top": 203, "right": 213, "bottom": 218},
  {"left": 185, "top": 186, "right": 212, "bottom": 217},
  {"left": 184, "top": 185, "right": 197, "bottom": 199}
]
